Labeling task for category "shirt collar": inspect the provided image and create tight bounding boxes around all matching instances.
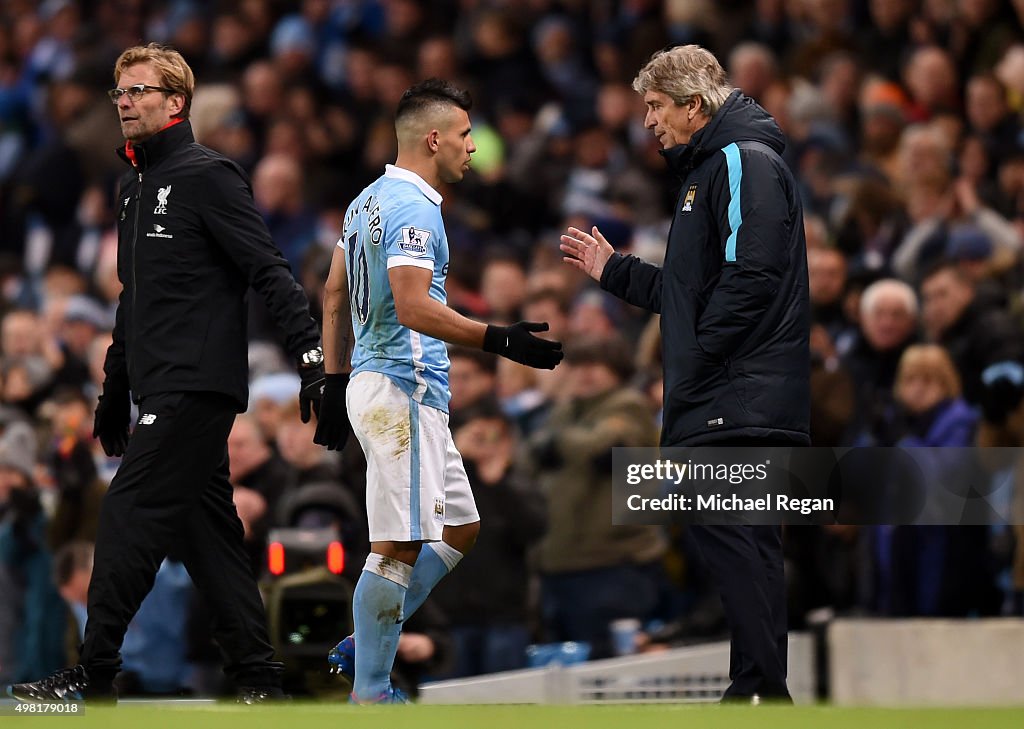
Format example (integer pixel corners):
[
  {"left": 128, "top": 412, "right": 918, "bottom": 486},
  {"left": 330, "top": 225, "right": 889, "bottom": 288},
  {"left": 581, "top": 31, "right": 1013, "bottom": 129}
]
[{"left": 384, "top": 164, "right": 442, "bottom": 206}]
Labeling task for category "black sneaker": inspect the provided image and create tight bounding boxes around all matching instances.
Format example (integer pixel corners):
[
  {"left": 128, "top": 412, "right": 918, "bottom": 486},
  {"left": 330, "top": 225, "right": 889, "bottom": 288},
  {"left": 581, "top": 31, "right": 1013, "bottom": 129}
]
[
  {"left": 8, "top": 665, "right": 115, "bottom": 703},
  {"left": 236, "top": 686, "right": 288, "bottom": 704}
]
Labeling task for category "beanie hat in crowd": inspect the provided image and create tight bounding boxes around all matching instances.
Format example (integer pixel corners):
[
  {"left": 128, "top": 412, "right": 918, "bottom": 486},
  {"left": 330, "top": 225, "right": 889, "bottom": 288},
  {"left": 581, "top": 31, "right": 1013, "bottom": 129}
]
[{"left": 0, "top": 420, "right": 37, "bottom": 479}]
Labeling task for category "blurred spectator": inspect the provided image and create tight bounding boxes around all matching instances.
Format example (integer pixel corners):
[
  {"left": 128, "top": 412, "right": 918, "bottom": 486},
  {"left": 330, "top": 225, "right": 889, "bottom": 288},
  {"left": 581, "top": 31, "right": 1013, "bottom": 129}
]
[
  {"left": 465, "top": 9, "right": 549, "bottom": 119},
  {"left": 902, "top": 46, "right": 960, "bottom": 121},
  {"left": 894, "top": 344, "right": 977, "bottom": 447},
  {"left": 0, "top": 421, "right": 65, "bottom": 683},
  {"left": 391, "top": 598, "right": 452, "bottom": 699},
  {"left": 728, "top": 42, "right": 779, "bottom": 103},
  {"left": 733, "top": 0, "right": 791, "bottom": 59},
  {"left": 239, "top": 60, "right": 284, "bottom": 153},
  {"left": 817, "top": 51, "right": 861, "bottom": 144},
  {"left": 977, "top": 360, "right": 1024, "bottom": 614},
  {"left": 895, "top": 121, "right": 954, "bottom": 192},
  {"left": 117, "top": 556, "right": 195, "bottom": 696},
  {"left": 533, "top": 15, "right": 598, "bottom": 117},
  {"left": 51, "top": 540, "right": 93, "bottom": 644},
  {"left": 809, "top": 324, "right": 856, "bottom": 447},
  {"left": 858, "top": 82, "right": 908, "bottom": 181},
  {"left": 51, "top": 539, "right": 196, "bottom": 696},
  {"left": 252, "top": 153, "right": 318, "bottom": 269},
  {"left": 431, "top": 402, "right": 546, "bottom": 677},
  {"left": 46, "top": 388, "right": 106, "bottom": 549},
  {"left": 247, "top": 372, "right": 301, "bottom": 444},
  {"left": 919, "top": 260, "right": 1023, "bottom": 403},
  {"left": 951, "top": 0, "right": 1019, "bottom": 74},
  {"left": 1, "top": 309, "right": 56, "bottom": 414},
  {"left": 479, "top": 252, "right": 527, "bottom": 323},
  {"left": 860, "top": 0, "right": 915, "bottom": 81},
  {"left": 808, "top": 247, "right": 856, "bottom": 356},
  {"left": 893, "top": 172, "right": 1022, "bottom": 282},
  {"left": 447, "top": 346, "right": 498, "bottom": 431},
  {"left": 785, "top": 0, "right": 857, "bottom": 80},
  {"left": 52, "top": 294, "right": 108, "bottom": 391},
  {"left": 275, "top": 412, "right": 338, "bottom": 486},
  {"left": 841, "top": 279, "right": 919, "bottom": 445},
  {"left": 417, "top": 36, "right": 462, "bottom": 85},
  {"left": 568, "top": 288, "right": 621, "bottom": 339},
  {"left": 228, "top": 414, "right": 295, "bottom": 571},
  {"left": 862, "top": 345, "right": 999, "bottom": 618},
  {"left": 522, "top": 287, "right": 570, "bottom": 343},
  {"left": 526, "top": 336, "right": 665, "bottom": 659},
  {"left": 207, "top": 12, "right": 262, "bottom": 82},
  {"left": 269, "top": 14, "right": 317, "bottom": 83},
  {"left": 965, "top": 73, "right": 1020, "bottom": 154}
]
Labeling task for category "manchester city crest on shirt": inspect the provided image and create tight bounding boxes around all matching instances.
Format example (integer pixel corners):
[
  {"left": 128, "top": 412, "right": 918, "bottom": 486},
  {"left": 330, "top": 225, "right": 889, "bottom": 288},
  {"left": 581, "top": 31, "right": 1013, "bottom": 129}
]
[
  {"left": 398, "top": 226, "right": 431, "bottom": 257},
  {"left": 682, "top": 183, "right": 698, "bottom": 213}
]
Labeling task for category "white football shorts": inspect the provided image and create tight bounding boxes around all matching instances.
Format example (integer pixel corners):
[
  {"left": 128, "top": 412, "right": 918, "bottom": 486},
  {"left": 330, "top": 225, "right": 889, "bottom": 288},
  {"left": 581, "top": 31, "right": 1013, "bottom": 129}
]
[{"left": 347, "top": 371, "right": 479, "bottom": 542}]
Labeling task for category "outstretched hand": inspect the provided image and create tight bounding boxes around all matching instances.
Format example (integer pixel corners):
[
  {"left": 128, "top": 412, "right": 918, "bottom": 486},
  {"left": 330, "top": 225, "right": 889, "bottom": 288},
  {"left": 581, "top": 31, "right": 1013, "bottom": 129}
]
[
  {"left": 483, "top": 321, "right": 564, "bottom": 370},
  {"left": 560, "top": 226, "right": 614, "bottom": 282}
]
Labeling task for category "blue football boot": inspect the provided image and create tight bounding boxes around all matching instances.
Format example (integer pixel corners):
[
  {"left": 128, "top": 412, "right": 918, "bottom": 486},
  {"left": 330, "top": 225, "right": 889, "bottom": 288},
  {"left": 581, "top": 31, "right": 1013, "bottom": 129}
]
[
  {"left": 349, "top": 685, "right": 409, "bottom": 704},
  {"left": 327, "top": 634, "right": 356, "bottom": 683}
]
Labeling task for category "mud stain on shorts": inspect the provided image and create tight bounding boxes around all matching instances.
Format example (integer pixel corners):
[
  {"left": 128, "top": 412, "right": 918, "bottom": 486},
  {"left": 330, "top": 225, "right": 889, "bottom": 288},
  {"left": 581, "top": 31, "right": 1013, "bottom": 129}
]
[{"left": 363, "top": 405, "right": 412, "bottom": 458}]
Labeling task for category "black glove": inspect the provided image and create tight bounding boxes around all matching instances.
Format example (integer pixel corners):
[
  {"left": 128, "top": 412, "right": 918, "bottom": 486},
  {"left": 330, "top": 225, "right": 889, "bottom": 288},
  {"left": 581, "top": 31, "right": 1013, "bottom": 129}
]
[
  {"left": 313, "top": 373, "right": 351, "bottom": 450},
  {"left": 483, "top": 321, "right": 563, "bottom": 369},
  {"left": 93, "top": 380, "right": 131, "bottom": 457},
  {"left": 297, "top": 346, "right": 326, "bottom": 423}
]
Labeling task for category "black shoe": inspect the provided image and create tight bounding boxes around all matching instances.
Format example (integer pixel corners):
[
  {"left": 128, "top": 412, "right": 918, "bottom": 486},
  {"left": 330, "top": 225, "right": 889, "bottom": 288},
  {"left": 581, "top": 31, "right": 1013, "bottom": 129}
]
[
  {"left": 8, "top": 665, "right": 115, "bottom": 703},
  {"left": 720, "top": 690, "right": 793, "bottom": 705},
  {"left": 236, "top": 686, "right": 288, "bottom": 704}
]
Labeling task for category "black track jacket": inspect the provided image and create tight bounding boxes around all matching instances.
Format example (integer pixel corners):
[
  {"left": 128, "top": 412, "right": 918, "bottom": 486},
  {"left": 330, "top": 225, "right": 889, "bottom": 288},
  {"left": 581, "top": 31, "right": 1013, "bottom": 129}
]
[
  {"left": 601, "top": 91, "right": 810, "bottom": 446},
  {"left": 107, "top": 120, "right": 319, "bottom": 410}
]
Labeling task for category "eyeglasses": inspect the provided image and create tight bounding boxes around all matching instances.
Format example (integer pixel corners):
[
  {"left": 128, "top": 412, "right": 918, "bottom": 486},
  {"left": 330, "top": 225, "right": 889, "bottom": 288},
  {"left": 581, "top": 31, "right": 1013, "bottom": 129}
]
[{"left": 107, "top": 84, "right": 177, "bottom": 104}]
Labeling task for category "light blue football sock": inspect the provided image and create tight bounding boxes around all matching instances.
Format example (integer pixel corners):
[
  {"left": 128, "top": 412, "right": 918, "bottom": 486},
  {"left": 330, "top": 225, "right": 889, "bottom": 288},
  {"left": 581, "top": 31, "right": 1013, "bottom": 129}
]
[
  {"left": 403, "top": 540, "right": 463, "bottom": 620},
  {"left": 351, "top": 555, "right": 412, "bottom": 700}
]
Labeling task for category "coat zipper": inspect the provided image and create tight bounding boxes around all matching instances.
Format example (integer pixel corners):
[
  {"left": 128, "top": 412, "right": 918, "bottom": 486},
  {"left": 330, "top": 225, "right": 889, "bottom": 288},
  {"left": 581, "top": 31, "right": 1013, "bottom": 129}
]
[{"left": 129, "top": 170, "right": 142, "bottom": 375}]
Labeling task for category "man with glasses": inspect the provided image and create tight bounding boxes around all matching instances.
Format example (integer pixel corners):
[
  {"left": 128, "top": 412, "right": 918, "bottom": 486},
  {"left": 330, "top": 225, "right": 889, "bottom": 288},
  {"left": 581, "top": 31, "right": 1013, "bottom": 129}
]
[{"left": 8, "top": 43, "right": 324, "bottom": 704}]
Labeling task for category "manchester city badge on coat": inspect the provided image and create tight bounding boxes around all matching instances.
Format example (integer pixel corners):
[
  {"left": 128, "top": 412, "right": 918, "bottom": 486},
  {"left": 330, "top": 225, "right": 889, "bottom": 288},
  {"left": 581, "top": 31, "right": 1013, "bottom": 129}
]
[{"left": 682, "top": 183, "right": 698, "bottom": 212}]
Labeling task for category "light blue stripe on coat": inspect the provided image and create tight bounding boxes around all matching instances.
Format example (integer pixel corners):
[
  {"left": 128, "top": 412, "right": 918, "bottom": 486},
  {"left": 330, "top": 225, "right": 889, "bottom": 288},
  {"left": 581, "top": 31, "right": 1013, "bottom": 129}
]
[{"left": 723, "top": 143, "right": 743, "bottom": 262}]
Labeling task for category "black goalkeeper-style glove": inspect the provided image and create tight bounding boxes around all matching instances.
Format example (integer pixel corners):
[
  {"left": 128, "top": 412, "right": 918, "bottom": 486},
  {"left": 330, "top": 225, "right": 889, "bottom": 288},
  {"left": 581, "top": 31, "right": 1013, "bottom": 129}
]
[
  {"left": 297, "top": 346, "right": 327, "bottom": 424},
  {"left": 483, "top": 321, "right": 564, "bottom": 369},
  {"left": 93, "top": 379, "right": 131, "bottom": 457},
  {"left": 313, "top": 373, "right": 351, "bottom": 451}
]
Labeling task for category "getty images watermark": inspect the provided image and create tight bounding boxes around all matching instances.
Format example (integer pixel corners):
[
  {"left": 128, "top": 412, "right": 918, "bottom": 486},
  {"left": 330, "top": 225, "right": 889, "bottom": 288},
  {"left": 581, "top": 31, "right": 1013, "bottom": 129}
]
[{"left": 612, "top": 447, "right": 1023, "bottom": 526}]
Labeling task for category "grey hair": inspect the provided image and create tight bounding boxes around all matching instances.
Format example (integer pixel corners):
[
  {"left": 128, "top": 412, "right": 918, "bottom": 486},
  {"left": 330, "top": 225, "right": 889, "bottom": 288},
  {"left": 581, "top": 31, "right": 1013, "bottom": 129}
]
[
  {"left": 632, "top": 45, "right": 734, "bottom": 118},
  {"left": 860, "top": 278, "right": 919, "bottom": 320}
]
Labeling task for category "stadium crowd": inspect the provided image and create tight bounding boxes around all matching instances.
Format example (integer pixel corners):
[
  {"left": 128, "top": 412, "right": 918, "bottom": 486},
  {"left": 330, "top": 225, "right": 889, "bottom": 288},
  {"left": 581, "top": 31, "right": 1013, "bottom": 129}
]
[{"left": 3, "top": 0, "right": 1024, "bottom": 696}]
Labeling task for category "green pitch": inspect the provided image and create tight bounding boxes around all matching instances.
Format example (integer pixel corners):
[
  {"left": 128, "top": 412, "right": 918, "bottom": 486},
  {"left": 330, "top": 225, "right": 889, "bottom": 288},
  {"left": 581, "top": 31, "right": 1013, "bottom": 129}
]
[{"left": 12, "top": 702, "right": 1024, "bottom": 729}]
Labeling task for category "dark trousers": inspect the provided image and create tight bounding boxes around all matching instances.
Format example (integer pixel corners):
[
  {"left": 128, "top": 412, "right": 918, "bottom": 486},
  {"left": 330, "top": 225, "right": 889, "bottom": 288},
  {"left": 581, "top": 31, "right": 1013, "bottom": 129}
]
[
  {"left": 80, "top": 392, "right": 282, "bottom": 687},
  {"left": 690, "top": 524, "right": 789, "bottom": 700}
]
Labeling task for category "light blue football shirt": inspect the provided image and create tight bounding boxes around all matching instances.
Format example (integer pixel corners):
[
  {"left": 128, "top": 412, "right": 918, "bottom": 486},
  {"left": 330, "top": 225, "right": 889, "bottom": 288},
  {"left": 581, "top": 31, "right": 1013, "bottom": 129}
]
[{"left": 339, "top": 164, "right": 452, "bottom": 412}]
